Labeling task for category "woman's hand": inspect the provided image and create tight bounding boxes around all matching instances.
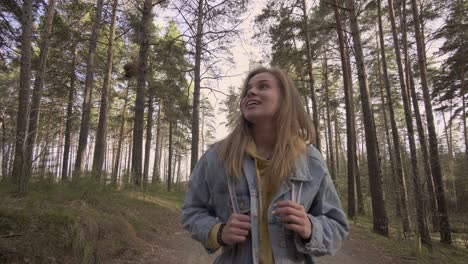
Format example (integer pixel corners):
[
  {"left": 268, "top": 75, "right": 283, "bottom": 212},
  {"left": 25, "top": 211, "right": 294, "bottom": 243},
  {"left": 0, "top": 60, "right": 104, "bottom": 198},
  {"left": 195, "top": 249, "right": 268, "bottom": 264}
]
[
  {"left": 221, "top": 213, "right": 251, "bottom": 245},
  {"left": 273, "top": 200, "right": 313, "bottom": 240}
]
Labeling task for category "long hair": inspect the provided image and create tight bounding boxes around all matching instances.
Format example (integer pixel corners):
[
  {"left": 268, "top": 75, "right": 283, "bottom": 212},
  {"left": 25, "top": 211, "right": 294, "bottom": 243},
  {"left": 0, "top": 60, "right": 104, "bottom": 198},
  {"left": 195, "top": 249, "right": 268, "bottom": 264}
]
[{"left": 218, "top": 67, "right": 315, "bottom": 190}]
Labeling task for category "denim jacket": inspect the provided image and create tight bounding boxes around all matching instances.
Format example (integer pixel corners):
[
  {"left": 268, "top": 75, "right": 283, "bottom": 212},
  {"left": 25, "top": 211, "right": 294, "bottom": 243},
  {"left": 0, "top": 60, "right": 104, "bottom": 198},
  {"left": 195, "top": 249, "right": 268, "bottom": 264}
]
[{"left": 181, "top": 144, "right": 349, "bottom": 263}]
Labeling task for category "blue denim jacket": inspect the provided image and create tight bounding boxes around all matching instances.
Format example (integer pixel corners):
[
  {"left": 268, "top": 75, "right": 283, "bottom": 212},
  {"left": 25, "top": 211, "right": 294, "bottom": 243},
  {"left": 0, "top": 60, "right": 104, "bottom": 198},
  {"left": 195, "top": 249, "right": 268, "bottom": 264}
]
[{"left": 181, "top": 144, "right": 349, "bottom": 263}]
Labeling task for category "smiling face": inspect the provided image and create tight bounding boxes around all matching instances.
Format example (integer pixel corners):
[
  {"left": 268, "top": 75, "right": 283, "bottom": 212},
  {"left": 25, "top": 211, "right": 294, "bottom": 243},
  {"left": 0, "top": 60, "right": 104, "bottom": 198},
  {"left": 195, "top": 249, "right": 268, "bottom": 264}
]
[{"left": 240, "top": 72, "right": 282, "bottom": 125}]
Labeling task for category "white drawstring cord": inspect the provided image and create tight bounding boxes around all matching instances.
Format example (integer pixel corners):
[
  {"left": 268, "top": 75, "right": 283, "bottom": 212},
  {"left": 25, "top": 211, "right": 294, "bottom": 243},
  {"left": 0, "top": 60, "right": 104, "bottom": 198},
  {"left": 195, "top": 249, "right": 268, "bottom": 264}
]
[
  {"left": 291, "top": 181, "right": 303, "bottom": 204},
  {"left": 291, "top": 182, "right": 296, "bottom": 203},
  {"left": 297, "top": 182, "right": 303, "bottom": 204}
]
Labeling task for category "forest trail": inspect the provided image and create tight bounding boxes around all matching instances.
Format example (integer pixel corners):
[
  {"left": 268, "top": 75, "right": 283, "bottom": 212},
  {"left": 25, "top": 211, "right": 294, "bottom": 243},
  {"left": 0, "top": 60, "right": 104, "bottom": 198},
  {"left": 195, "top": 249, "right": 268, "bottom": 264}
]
[{"left": 136, "top": 215, "right": 411, "bottom": 264}]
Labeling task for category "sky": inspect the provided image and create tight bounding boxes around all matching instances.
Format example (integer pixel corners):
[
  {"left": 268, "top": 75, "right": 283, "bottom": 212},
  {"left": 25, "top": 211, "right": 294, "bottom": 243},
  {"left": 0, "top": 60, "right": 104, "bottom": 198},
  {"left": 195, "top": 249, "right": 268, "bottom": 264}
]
[
  {"left": 156, "top": 0, "right": 269, "bottom": 142},
  {"left": 202, "top": 0, "right": 268, "bottom": 141}
]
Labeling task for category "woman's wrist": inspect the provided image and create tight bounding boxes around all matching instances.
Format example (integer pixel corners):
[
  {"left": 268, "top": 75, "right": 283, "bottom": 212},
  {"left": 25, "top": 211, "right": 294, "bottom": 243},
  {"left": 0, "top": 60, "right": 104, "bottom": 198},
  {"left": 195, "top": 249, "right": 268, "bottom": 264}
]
[{"left": 217, "top": 223, "right": 228, "bottom": 246}]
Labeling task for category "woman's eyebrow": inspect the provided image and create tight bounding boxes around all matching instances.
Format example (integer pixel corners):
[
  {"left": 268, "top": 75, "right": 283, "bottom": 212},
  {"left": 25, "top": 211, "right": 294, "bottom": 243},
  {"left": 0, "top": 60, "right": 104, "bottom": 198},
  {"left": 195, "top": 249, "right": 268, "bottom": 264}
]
[{"left": 248, "top": 79, "right": 270, "bottom": 87}]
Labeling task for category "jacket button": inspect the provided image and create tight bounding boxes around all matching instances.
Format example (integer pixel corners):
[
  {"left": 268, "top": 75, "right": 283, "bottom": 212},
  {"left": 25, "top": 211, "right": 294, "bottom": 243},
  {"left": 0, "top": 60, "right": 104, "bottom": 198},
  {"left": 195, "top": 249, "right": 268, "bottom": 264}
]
[{"left": 280, "top": 241, "right": 286, "bottom": 248}]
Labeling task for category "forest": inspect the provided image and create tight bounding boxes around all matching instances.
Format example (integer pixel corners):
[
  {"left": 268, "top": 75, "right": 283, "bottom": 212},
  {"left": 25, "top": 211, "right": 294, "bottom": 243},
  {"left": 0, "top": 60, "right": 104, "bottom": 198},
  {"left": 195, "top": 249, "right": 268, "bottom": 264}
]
[{"left": 0, "top": 0, "right": 467, "bottom": 262}]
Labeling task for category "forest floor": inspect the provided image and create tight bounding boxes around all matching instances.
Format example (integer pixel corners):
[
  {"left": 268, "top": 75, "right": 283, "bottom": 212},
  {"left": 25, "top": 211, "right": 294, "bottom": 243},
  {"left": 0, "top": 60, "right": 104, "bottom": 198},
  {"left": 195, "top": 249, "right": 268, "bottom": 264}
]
[{"left": 1, "top": 180, "right": 467, "bottom": 263}]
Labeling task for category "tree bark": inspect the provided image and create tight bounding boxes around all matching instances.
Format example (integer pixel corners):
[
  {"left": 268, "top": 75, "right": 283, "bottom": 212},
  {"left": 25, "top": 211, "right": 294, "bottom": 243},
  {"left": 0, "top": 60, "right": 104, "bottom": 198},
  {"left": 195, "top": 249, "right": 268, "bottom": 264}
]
[
  {"left": 143, "top": 95, "right": 154, "bottom": 187},
  {"left": 301, "top": 0, "right": 320, "bottom": 150},
  {"left": 398, "top": 0, "right": 438, "bottom": 232},
  {"left": 346, "top": 33, "right": 364, "bottom": 216},
  {"left": 24, "top": 0, "right": 56, "bottom": 184},
  {"left": 12, "top": 0, "right": 33, "bottom": 194},
  {"left": 112, "top": 80, "right": 130, "bottom": 186},
  {"left": 75, "top": 0, "right": 104, "bottom": 173},
  {"left": 132, "top": 0, "right": 153, "bottom": 186},
  {"left": 333, "top": 108, "right": 340, "bottom": 178},
  {"left": 63, "top": 45, "right": 77, "bottom": 181},
  {"left": 167, "top": 115, "right": 173, "bottom": 191},
  {"left": 333, "top": 0, "right": 356, "bottom": 218},
  {"left": 410, "top": 0, "right": 451, "bottom": 244},
  {"left": 377, "top": 0, "right": 411, "bottom": 236},
  {"left": 323, "top": 50, "right": 336, "bottom": 182},
  {"left": 463, "top": 90, "right": 467, "bottom": 163},
  {"left": 346, "top": 0, "right": 388, "bottom": 235},
  {"left": 376, "top": 35, "right": 401, "bottom": 224},
  {"left": 1, "top": 114, "right": 8, "bottom": 179},
  {"left": 40, "top": 122, "right": 51, "bottom": 180},
  {"left": 388, "top": 0, "right": 433, "bottom": 244},
  {"left": 442, "top": 104, "right": 457, "bottom": 211},
  {"left": 152, "top": 100, "right": 163, "bottom": 184},
  {"left": 125, "top": 135, "right": 132, "bottom": 183},
  {"left": 190, "top": 0, "right": 204, "bottom": 172},
  {"left": 92, "top": 0, "right": 118, "bottom": 179}
]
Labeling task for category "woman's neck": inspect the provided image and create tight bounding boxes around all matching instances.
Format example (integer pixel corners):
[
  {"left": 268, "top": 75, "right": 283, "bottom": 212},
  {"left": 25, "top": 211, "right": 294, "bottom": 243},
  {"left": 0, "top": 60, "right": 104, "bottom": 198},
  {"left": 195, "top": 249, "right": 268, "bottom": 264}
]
[{"left": 252, "top": 124, "right": 276, "bottom": 159}]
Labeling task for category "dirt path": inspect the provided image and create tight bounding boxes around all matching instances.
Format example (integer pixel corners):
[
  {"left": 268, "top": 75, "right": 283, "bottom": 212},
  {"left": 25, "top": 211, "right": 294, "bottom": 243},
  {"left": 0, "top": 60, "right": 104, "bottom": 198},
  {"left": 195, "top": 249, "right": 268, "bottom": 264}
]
[{"left": 142, "top": 222, "right": 410, "bottom": 264}]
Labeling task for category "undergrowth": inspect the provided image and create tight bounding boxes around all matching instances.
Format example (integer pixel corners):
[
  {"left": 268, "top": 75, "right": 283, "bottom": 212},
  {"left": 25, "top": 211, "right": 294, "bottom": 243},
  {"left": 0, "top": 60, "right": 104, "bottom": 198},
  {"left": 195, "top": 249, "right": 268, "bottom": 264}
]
[
  {"left": 0, "top": 179, "right": 184, "bottom": 264},
  {"left": 350, "top": 215, "right": 468, "bottom": 264}
]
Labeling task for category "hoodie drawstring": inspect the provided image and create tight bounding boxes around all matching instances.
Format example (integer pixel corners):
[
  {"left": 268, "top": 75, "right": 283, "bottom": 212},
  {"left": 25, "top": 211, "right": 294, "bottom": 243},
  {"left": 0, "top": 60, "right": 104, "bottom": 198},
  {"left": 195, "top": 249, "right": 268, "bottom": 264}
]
[
  {"left": 227, "top": 175, "right": 240, "bottom": 214},
  {"left": 291, "top": 181, "right": 303, "bottom": 204}
]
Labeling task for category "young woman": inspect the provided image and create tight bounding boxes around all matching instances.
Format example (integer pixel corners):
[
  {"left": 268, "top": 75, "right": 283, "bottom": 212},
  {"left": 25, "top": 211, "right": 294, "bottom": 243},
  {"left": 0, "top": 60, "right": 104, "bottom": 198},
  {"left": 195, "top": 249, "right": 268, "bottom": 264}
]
[{"left": 182, "top": 67, "right": 348, "bottom": 263}]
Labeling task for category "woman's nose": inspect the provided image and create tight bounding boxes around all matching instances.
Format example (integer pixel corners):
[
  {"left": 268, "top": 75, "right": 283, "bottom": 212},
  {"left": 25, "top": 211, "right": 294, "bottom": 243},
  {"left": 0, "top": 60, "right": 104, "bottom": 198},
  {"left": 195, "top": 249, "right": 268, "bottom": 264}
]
[{"left": 247, "top": 87, "right": 257, "bottom": 96}]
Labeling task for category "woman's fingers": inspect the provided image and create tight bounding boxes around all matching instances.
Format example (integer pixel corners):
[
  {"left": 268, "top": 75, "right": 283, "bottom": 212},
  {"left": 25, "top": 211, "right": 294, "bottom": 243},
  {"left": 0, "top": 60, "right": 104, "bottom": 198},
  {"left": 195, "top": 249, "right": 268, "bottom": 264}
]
[
  {"left": 222, "top": 213, "right": 251, "bottom": 245},
  {"left": 279, "top": 214, "right": 304, "bottom": 225},
  {"left": 227, "top": 226, "right": 250, "bottom": 237},
  {"left": 275, "top": 200, "right": 303, "bottom": 210},
  {"left": 273, "top": 200, "right": 312, "bottom": 240}
]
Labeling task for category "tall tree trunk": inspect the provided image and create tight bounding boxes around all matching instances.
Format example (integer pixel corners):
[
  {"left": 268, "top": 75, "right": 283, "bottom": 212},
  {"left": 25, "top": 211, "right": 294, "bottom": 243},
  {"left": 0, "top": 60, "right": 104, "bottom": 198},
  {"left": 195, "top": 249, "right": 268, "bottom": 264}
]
[
  {"left": 442, "top": 105, "right": 457, "bottom": 210},
  {"left": 1, "top": 113, "right": 8, "bottom": 179},
  {"left": 346, "top": 0, "right": 388, "bottom": 235},
  {"left": 112, "top": 81, "right": 130, "bottom": 185},
  {"left": 201, "top": 103, "right": 205, "bottom": 154},
  {"left": 333, "top": 0, "right": 356, "bottom": 218},
  {"left": 126, "top": 135, "right": 132, "bottom": 183},
  {"left": 377, "top": 0, "right": 411, "bottom": 236},
  {"left": 85, "top": 136, "right": 93, "bottom": 171},
  {"left": 398, "top": 0, "right": 438, "bottom": 232},
  {"left": 457, "top": 52, "right": 466, "bottom": 163},
  {"left": 40, "top": 123, "right": 51, "bottom": 179},
  {"left": 143, "top": 95, "right": 154, "bottom": 187},
  {"left": 333, "top": 108, "right": 340, "bottom": 178},
  {"left": 132, "top": 0, "right": 153, "bottom": 186},
  {"left": 63, "top": 45, "right": 77, "bottom": 181},
  {"left": 24, "top": 0, "right": 56, "bottom": 184},
  {"left": 410, "top": 0, "right": 451, "bottom": 244},
  {"left": 176, "top": 154, "right": 182, "bottom": 185},
  {"left": 12, "top": 0, "right": 33, "bottom": 194},
  {"left": 463, "top": 91, "right": 467, "bottom": 163},
  {"left": 301, "top": 0, "right": 320, "bottom": 150},
  {"left": 56, "top": 124, "right": 64, "bottom": 179},
  {"left": 346, "top": 34, "right": 365, "bottom": 216},
  {"left": 167, "top": 115, "right": 173, "bottom": 191},
  {"left": 75, "top": 0, "right": 104, "bottom": 173},
  {"left": 92, "top": 0, "right": 118, "bottom": 179},
  {"left": 323, "top": 50, "right": 336, "bottom": 182},
  {"left": 388, "top": 0, "right": 433, "bottom": 244},
  {"left": 442, "top": 106, "right": 453, "bottom": 159},
  {"left": 110, "top": 134, "right": 116, "bottom": 178},
  {"left": 152, "top": 100, "right": 163, "bottom": 184},
  {"left": 190, "top": 0, "right": 204, "bottom": 172},
  {"left": 8, "top": 136, "right": 15, "bottom": 178},
  {"left": 376, "top": 37, "right": 401, "bottom": 224},
  {"left": 158, "top": 123, "right": 164, "bottom": 181}
]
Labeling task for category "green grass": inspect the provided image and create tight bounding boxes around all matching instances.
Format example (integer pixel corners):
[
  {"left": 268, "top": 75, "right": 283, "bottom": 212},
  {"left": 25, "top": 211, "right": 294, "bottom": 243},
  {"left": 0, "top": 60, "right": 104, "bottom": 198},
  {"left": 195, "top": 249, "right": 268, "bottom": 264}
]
[
  {"left": 351, "top": 215, "right": 468, "bottom": 264},
  {"left": 2, "top": 180, "right": 467, "bottom": 264},
  {"left": 0, "top": 179, "right": 186, "bottom": 263}
]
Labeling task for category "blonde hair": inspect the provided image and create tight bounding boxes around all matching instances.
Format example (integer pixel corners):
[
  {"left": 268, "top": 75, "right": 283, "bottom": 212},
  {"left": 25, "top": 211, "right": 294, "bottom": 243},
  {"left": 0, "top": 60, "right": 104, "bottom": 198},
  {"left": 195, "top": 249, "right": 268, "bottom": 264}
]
[{"left": 218, "top": 67, "right": 315, "bottom": 190}]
